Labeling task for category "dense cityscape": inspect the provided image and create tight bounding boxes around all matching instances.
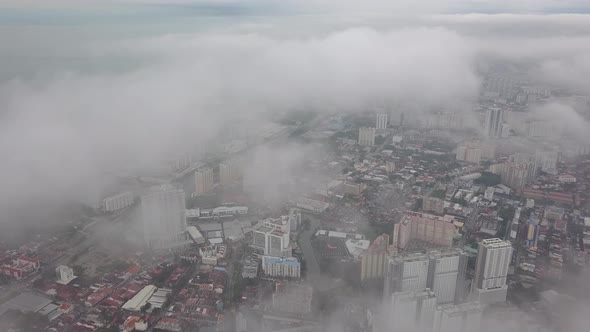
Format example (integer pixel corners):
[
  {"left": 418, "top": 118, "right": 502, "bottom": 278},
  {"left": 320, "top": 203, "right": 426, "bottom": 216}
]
[
  {"left": 1, "top": 73, "right": 590, "bottom": 331},
  {"left": 2, "top": 1, "right": 590, "bottom": 332}
]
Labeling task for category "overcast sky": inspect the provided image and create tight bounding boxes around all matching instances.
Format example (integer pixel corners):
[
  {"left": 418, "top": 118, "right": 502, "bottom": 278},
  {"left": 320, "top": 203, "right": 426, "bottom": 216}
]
[{"left": 1, "top": 0, "right": 590, "bottom": 229}]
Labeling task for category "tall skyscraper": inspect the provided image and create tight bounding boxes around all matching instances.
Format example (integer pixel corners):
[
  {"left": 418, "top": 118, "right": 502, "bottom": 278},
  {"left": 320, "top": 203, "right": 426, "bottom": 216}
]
[
  {"left": 428, "top": 250, "right": 468, "bottom": 304},
  {"left": 376, "top": 113, "right": 388, "bottom": 130},
  {"left": 472, "top": 238, "right": 512, "bottom": 304},
  {"left": 384, "top": 253, "right": 430, "bottom": 300},
  {"left": 358, "top": 127, "right": 376, "bottom": 147},
  {"left": 194, "top": 167, "right": 214, "bottom": 195},
  {"left": 535, "top": 150, "right": 559, "bottom": 174},
  {"left": 432, "top": 302, "right": 483, "bottom": 332},
  {"left": 484, "top": 108, "right": 504, "bottom": 138},
  {"left": 219, "top": 161, "right": 240, "bottom": 186},
  {"left": 141, "top": 185, "right": 187, "bottom": 249},
  {"left": 384, "top": 250, "right": 468, "bottom": 305},
  {"left": 252, "top": 216, "right": 292, "bottom": 257}
]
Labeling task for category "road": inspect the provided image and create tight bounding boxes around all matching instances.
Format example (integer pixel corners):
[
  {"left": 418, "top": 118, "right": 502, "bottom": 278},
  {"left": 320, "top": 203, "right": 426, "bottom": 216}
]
[{"left": 297, "top": 214, "right": 339, "bottom": 291}]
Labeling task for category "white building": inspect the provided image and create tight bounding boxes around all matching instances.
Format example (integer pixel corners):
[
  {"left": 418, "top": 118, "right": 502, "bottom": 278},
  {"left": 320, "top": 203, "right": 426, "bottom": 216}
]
[
  {"left": 433, "top": 302, "right": 483, "bottom": 332},
  {"left": 535, "top": 150, "right": 559, "bottom": 174},
  {"left": 484, "top": 108, "right": 504, "bottom": 138},
  {"left": 358, "top": 127, "right": 376, "bottom": 147},
  {"left": 456, "top": 146, "right": 482, "bottom": 164},
  {"left": 141, "top": 185, "right": 188, "bottom": 249},
  {"left": 484, "top": 187, "right": 495, "bottom": 201},
  {"left": 194, "top": 167, "right": 214, "bottom": 195},
  {"left": 262, "top": 256, "right": 301, "bottom": 278},
  {"left": 376, "top": 113, "right": 388, "bottom": 130},
  {"left": 382, "top": 289, "right": 437, "bottom": 332},
  {"left": 428, "top": 250, "right": 468, "bottom": 304},
  {"left": 472, "top": 238, "right": 512, "bottom": 304},
  {"left": 56, "top": 265, "right": 76, "bottom": 285},
  {"left": 252, "top": 216, "right": 292, "bottom": 257},
  {"left": 384, "top": 253, "right": 430, "bottom": 300},
  {"left": 101, "top": 192, "right": 134, "bottom": 212},
  {"left": 219, "top": 161, "right": 240, "bottom": 186},
  {"left": 186, "top": 226, "right": 205, "bottom": 245}
]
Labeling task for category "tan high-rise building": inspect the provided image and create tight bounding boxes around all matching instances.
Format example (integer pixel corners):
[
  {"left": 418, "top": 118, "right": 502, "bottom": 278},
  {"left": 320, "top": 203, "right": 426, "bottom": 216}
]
[
  {"left": 219, "top": 161, "right": 240, "bottom": 185},
  {"left": 194, "top": 167, "right": 214, "bottom": 195}
]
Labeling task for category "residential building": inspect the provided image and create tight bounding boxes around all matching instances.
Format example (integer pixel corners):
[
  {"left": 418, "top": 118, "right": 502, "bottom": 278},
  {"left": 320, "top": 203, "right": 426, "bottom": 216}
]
[
  {"left": 220, "top": 161, "right": 240, "bottom": 185},
  {"left": 384, "top": 250, "right": 468, "bottom": 305},
  {"left": 141, "top": 185, "right": 188, "bottom": 249},
  {"left": 262, "top": 256, "right": 301, "bottom": 278},
  {"left": 484, "top": 107, "right": 504, "bottom": 138},
  {"left": 376, "top": 113, "right": 388, "bottom": 130},
  {"left": 392, "top": 212, "right": 457, "bottom": 250},
  {"left": 385, "top": 161, "right": 396, "bottom": 174},
  {"left": 360, "top": 234, "right": 394, "bottom": 281},
  {"left": 422, "top": 196, "right": 445, "bottom": 215},
  {"left": 428, "top": 250, "right": 468, "bottom": 304},
  {"left": 358, "top": 127, "right": 376, "bottom": 147},
  {"left": 272, "top": 282, "right": 313, "bottom": 315},
  {"left": 456, "top": 146, "right": 482, "bottom": 164},
  {"left": 472, "top": 238, "right": 512, "bottom": 304},
  {"left": 384, "top": 253, "right": 430, "bottom": 299},
  {"left": 0, "top": 256, "right": 40, "bottom": 280},
  {"left": 56, "top": 265, "right": 76, "bottom": 285},
  {"left": 535, "top": 150, "right": 559, "bottom": 174},
  {"left": 289, "top": 208, "right": 302, "bottom": 232},
  {"left": 382, "top": 289, "right": 437, "bottom": 332},
  {"left": 432, "top": 302, "right": 483, "bottom": 332},
  {"left": 194, "top": 167, "right": 214, "bottom": 195},
  {"left": 101, "top": 191, "right": 135, "bottom": 212},
  {"left": 426, "top": 112, "right": 464, "bottom": 130}
]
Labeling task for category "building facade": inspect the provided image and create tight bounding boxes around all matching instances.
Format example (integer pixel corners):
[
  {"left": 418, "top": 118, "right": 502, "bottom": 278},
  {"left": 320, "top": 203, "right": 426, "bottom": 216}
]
[
  {"left": 194, "top": 167, "right": 214, "bottom": 195},
  {"left": 219, "top": 161, "right": 241, "bottom": 186},
  {"left": 472, "top": 238, "right": 512, "bottom": 304},
  {"left": 358, "top": 127, "right": 376, "bottom": 147},
  {"left": 140, "top": 185, "right": 188, "bottom": 249},
  {"left": 262, "top": 256, "right": 301, "bottom": 278},
  {"left": 376, "top": 113, "right": 388, "bottom": 130},
  {"left": 432, "top": 302, "right": 483, "bottom": 332},
  {"left": 101, "top": 192, "right": 135, "bottom": 212},
  {"left": 484, "top": 107, "right": 504, "bottom": 138},
  {"left": 252, "top": 216, "right": 292, "bottom": 257}
]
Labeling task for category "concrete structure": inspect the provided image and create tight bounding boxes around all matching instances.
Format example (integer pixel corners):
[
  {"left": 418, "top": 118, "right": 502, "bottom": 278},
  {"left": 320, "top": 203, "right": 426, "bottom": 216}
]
[
  {"left": 382, "top": 289, "right": 437, "bottom": 332},
  {"left": 423, "top": 196, "right": 445, "bottom": 215},
  {"left": 428, "top": 250, "right": 468, "bottom": 304},
  {"left": 358, "top": 127, "right": 376, "bottom": 147},
  {"left": 141, "top": 185, "right": 188, "bottom": 249},
  {"left": 432, "top": 302, "right": 483, "bottom": 332},
  {"left": 360, "top": 234, "right": 394, "bottom": 281},
  {"left": 392, "top": 212, "right": 457, "bottom": 250},
  {"left": 376, "top": 113, "right": 388, "bottom": 130},
  {"left": 194, "top": 167, "right": 214, "bottom": 195},
  {"left": 384, "top": 250, "right": 467, "bottom": 305},
  {"left": 101, "top": 191, "right": 134, "bottom": 212},
  {"left": 0, "top": 292, "right": 60, "bottom": 321},
  {"left": 56, "top": 265, "right": 76, "bottom": 285},
  {"left": 262, "top": 256, "right": 301, "bottom": 278},
  {"left": 220, "top": 161, "right": 240, "bottom": 185},
  {"left": 492, "top": 161, "right": 535, "bottom": 190},
  {"left": 456, "top": 146, "right": 482, "bottom": 164},
  {"left": 535, "top": 150, "right": 559, "bottom": 174},
  {"left": 384, "top": 253, "right": 430, "bottom": 298},
  {"left": 473, "top": 238, "right": 512, "bottom": 304},
  {"left": 252, "top": 216, "right": 292, "bottom": 257},
  {"left": 289, "top": 208, "right": 302, "bottom": 232},
  {"left": 484, "top": 107, "right": 504, "bottom": 138},
  {"left": 122, "top": 285, "right": 158, "bottom": 312},
  {"left": 186, "top": 226, "right": 206, "bottom": 245},
  {"left": 272, "top": 282, "right": 313, "bottom": 315}
]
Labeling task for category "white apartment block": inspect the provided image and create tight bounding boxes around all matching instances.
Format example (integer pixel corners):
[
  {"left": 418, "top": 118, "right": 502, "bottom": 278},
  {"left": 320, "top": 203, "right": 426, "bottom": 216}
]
[
  {"left": 358, "top": 127, "right": 376, "bottom": 147},
  {"left": 472, "top": 238, "right": 512, "bottom": 304},
  {"left": 262, "top": 256, "right": 301, "bottom": 278},
  {"left": 101, "top": 192, "right": 134, "bottom": 212},
  {"left": 376, "top": 113, "right": 388, "bottom": 130}
]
